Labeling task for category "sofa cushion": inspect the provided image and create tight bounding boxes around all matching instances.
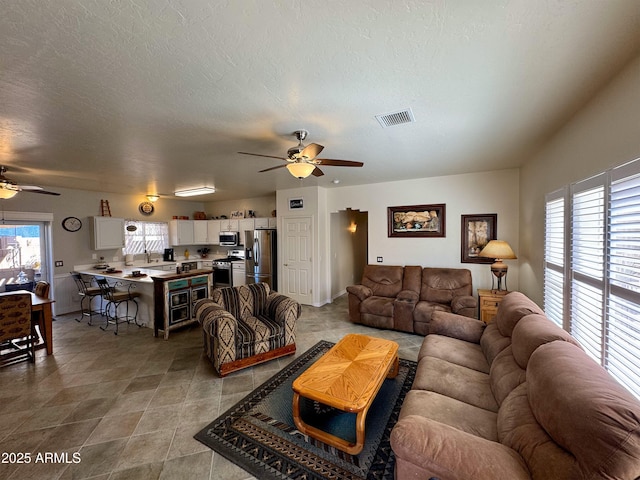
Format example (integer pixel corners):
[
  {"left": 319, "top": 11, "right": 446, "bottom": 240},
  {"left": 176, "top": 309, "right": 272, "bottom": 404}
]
[
  {"left": 490, "top": 314, "right": 582, "bottom": 406},
  {"left": 511, "top": 314, "right": 581, "bottom": 369},
  {"left": 528, "top": 341, "right": 640, "bottom": 479},
  {"left": 495, "top": 292, "right": 544, "bottom": 337},
  {"left": 361, "top": 265, "right": 404, "bottom": 298},
  {"left": 399, "top": 390, "right": 498, "bottom": 441},
  {"left": 498, "top": 383, "right": 581, "bottom": 479},
  {"left": 419, "top": 334, "right": 490, "bottom": 374},
  {"left": 420, "top": 267, "right": 472, "bottom": 303},
  {"left": 413, "top": 356, "right": 498, "bottom": 412},
  {"left": 480, "top": 321, "right": 511, "bottom": 366}
]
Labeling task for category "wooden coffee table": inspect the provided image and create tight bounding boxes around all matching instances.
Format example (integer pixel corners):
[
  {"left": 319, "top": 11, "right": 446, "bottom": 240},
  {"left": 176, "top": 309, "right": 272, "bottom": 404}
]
[{"left": 292, "top": 333, "right": 399, "bottom": 454}]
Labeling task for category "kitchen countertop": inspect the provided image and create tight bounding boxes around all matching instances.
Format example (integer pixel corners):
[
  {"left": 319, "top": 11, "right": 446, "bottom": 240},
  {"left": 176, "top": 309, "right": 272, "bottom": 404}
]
[{"left": 76, "top": 266, "right": 211, "bottom": 284}]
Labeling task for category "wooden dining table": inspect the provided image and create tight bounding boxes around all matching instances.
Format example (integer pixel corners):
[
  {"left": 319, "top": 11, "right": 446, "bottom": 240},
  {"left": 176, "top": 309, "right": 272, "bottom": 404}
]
[{"left": 0, "top": 290, "right": 55, "bottom": 355}]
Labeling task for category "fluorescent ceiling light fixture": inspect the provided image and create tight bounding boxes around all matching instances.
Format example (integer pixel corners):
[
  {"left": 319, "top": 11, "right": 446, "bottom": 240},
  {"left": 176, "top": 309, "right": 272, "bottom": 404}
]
[{"left": 174, "top": 187, "right": 216, "bottom": 197}]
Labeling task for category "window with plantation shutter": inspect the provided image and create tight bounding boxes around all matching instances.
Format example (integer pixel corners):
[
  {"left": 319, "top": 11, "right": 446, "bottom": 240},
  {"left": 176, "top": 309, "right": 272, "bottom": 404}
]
[
  {"left": 544, "top": 191, "right": 566, "bottom": 327},
  {"left": 544, "top": 157, "right": 640, "bottom": 400},
  {"left": 607, "top": 163, "right": 640, "bottom": 398},
  {"left": 570, "top": 178, "right": 605, "bottom": 363}
]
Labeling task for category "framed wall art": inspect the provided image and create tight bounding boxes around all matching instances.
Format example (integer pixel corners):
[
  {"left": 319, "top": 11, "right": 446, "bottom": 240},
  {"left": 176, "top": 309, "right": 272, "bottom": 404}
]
[
  {"left": 387, "top": 204, "right": 446, "bottom": 238},
  {"left": 289, "top": 197, "right": 304, "bottom": 210},
  {"left": 461, "top": 213, "right": 497, "bottom": 263}
]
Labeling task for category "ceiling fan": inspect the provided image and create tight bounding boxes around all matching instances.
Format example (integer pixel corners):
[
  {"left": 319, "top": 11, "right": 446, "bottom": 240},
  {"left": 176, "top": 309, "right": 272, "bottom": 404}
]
[
  {"left": 238, "top": 130, "right": 364, "bottom": 179},
  {"left": 0, "top": 166, "right": 61, "bottom": 199}
]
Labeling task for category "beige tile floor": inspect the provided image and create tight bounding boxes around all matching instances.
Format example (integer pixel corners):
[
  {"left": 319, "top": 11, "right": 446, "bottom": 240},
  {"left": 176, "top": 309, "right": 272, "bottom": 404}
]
[{"left": 0, "top": 295, "right": 423, "bottom": 480}]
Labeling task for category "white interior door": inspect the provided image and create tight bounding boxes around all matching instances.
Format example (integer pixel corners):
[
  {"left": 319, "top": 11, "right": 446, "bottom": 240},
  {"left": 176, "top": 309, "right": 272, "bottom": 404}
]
[{"left": 282, "top": 216, "right": 313, "bottom": 305}]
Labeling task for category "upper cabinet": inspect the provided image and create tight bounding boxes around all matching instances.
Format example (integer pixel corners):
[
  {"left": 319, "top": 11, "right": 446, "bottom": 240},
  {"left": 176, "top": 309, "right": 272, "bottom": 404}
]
[
  {"left": 219, "top": 218, "right": 239, "bottom": 232},
  {"left": 91, "top": 216, "right": 125, "bottom": 250},
  {"left": 169, "top": 220, "right": 195, "bottom": 246},
  {"left": 207, "top": 220, "right": 220, "bottom": 245},
  {"left": 239, "top": 218, "right": 255, "bottom": 232},
  {"left": 193, "top": 221, "right": 208, "bottom": 244}
]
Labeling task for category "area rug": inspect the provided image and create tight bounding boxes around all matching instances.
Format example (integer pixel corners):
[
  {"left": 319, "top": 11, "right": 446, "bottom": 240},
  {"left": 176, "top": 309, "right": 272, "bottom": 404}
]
[{"left": 194, "top": 340, "right": 416, "bottom": 480}]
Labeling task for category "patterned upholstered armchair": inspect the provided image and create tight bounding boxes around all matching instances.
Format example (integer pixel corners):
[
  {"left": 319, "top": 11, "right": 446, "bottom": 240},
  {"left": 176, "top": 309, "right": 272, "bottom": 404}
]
[{"left": 194, "top": 283, "right": 301, "bottom": 376}]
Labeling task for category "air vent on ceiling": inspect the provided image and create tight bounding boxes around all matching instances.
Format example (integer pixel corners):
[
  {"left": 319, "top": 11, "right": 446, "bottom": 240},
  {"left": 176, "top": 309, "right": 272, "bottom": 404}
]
[{"left": 375, "top": 108, "right": 415, "bottom": 128}]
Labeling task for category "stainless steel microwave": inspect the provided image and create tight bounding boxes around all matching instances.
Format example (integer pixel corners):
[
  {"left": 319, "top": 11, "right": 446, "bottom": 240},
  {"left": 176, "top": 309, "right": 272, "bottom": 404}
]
[{"left": 219, "top": 231, "right": 239, "bottom": 246}]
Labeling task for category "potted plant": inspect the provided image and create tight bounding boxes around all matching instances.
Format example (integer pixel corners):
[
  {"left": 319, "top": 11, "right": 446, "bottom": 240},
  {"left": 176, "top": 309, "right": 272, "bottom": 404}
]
[{"left": 197, "top": 247, "right": 210, "bottom": 259}]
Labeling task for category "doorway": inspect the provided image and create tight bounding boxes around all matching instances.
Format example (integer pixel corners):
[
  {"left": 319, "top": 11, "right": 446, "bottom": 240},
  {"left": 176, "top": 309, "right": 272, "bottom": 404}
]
[
  {"left": 0, "top": 221, "right": 50, "bottom": 291},
  {"left": 330, "top": 209, "right": 368, "bottom": 299},
  {"left": 281, "top": 216, "right": 314, "bottom": 305}
]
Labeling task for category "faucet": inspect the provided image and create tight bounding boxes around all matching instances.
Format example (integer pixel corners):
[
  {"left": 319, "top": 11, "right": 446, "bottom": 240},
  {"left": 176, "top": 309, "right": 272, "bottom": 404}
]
[{"left": 145, "top": 250, "right": 151, "bottom": 263}]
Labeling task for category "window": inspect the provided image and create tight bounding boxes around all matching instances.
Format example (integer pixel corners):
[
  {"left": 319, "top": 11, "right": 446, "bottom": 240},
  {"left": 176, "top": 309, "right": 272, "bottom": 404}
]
[
  {"left": 0, "top": 223, "right": 45, "bottom": 287},
  {"left": 123, "top": 221, "right": 169, "bottom": 256},
  {"left": 544, "top": 158, "right": 640, "bottom": 399}
]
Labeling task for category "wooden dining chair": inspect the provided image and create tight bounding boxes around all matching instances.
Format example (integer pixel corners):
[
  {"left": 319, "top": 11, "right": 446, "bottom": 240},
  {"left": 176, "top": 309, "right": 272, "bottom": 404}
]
[
  {"left": 0, "top": 293, "right": 35, "bottom": 365},
  {"left": 32, "top": 281, "right": 51, "bottom": 347}
]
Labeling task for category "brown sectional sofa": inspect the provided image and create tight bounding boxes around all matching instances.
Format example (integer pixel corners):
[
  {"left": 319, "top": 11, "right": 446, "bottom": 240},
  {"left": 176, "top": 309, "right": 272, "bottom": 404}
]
[
  {"left": 390, "top": 292, "right": 640, "bottom": 479},
  {"left": 346, "top": 265, "right": 476, "bottom": 334}
]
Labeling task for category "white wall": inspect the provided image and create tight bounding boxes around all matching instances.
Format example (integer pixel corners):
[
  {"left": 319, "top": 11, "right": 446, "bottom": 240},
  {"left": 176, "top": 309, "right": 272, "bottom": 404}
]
[
  {"left": 519, "top": 53, "right": 640, "bottom": 305},
  {"left": 325, "top": 168, "right": 521, "bottom": 296}
]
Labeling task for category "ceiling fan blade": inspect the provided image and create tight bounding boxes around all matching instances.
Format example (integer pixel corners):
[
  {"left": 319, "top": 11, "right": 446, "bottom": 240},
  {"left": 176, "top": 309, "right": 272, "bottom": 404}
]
[
  {"left": 312, "top": 167, "right": 324, "bottom": 177},
  {"left": 300, "top": 143, "right": 324, "bottom": 159},
  {"left": 315, "top": 158, "right": 364, "bottom": 167},
  {"left": 238, "top": 152, "right": 288, "bottom": 161},
  {"left": 20, "top": 186, "right": 61, "bottom": 195},
  {"left": 258, "top": 164, "right": 288, "bottom": 173}
]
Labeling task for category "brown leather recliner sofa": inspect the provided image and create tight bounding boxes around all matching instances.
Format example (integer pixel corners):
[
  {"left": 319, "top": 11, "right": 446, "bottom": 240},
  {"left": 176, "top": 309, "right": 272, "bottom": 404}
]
[
  {"left": 390, "top": 292, "right": 640, "bottom": 479},
  {"left": 346, "top": 264, "right": 476, "bottom": 334}
]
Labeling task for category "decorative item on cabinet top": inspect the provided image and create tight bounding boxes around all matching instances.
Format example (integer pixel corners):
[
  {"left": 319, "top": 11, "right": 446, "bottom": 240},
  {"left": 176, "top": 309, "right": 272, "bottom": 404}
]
[{"left": 194, "top": 212, "right": 207, "bottom": 220}]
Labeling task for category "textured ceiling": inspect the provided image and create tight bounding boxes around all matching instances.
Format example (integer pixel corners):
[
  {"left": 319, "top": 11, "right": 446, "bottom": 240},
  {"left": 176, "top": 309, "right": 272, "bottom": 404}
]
[{"left": 1, "top": 1, "right": 639, "bottom": 201}]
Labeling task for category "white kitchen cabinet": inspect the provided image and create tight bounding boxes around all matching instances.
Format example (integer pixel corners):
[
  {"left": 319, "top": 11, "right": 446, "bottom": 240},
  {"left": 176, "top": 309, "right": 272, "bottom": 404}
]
[
  {"left": 220, "top": 219, "right": 239, "bottom": 231},
  {"left": 254, "top": 217, "right": 269, "bottom": 229},
  {"left": 193, "top": 220, "right": 208, "bottom": 243},
  {"left": 232, "top": 262, "right": 246, "bottom": 287},
  {"left": 239, "top": 218, "right": 255, "bottom": 233},
  {"left": 268, "top": 217, "right": 277, "bottom": 228},
  {"left": 91, "top": 216, "right": 125, "bottom": 250},
  {"left": 207, "top": 220, "right": 220, "bottom": 245},
  {"left": 169, "top": 220, "right": 194, "bottom": 246}
]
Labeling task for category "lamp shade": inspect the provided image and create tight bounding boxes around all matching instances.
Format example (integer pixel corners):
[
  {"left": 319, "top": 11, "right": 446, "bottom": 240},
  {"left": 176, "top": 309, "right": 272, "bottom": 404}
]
[
  {"left": 478, "top": 240, "right": 517, "bottom": 260},
  {"left": 286, "top": 162, "right": 315, "bottom": 179}
]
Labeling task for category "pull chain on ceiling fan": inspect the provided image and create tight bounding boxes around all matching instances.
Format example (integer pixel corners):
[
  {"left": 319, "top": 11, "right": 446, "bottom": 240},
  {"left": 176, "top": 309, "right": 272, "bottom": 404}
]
[{"left": 238, "top": 130, "right": 364, "bottom": 179}]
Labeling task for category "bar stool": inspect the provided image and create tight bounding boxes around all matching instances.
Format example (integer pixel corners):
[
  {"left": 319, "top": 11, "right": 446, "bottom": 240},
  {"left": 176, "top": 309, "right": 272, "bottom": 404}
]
[
  {"left": 71, "top": 273, "right": 103, "bottom": 326},
  {"left": 96, "top": 277, "right": 142, "bottom": 335}
]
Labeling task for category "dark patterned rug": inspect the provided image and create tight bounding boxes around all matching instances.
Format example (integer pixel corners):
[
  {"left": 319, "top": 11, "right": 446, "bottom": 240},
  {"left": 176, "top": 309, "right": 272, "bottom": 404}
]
[{"left": 194, "top": 340, "right": 416, "bottom": 480}]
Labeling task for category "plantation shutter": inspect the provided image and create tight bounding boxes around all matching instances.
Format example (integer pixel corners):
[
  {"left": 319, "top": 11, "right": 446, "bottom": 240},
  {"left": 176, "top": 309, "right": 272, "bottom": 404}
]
[
  {"left": 570, "top": 175, "right": 606, "bottom": 363},
  {"left": 544, "top": 190, "right": 566, "bottom": 327},
  {"left": 607, "top": 163, "right": 640, "bottom": 398}
]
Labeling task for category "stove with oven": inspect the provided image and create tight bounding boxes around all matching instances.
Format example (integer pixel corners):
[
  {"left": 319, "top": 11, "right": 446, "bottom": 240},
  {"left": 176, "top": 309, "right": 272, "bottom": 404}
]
[{"left": 213, "top": 249, "right": 244, "bottom": 288}]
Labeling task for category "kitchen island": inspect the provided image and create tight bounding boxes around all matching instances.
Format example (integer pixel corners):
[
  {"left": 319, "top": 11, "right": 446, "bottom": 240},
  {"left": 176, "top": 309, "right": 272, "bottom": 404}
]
[{"left": 75, "top": 266, "right": 212, "bottom": 339}]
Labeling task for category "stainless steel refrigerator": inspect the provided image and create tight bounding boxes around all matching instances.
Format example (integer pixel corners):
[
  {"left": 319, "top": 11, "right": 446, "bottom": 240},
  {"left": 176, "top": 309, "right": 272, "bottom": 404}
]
[{"left": 245, "top": 229, "right": 277, "bottom": 290}]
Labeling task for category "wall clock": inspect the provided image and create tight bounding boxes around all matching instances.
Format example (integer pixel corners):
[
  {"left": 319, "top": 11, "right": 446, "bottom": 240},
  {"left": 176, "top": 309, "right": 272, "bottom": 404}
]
[
  {"left": 139, "top": 201, "right": 154, "bottom": 216},
  {"left": 62, "top": 216, "right": 82, "bottom": 232}
]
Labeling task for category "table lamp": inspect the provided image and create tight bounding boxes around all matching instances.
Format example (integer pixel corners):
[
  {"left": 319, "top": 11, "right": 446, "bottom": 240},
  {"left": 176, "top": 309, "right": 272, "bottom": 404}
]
[{"left": 478, "top": 240, "right": 517, "bottom": 291}]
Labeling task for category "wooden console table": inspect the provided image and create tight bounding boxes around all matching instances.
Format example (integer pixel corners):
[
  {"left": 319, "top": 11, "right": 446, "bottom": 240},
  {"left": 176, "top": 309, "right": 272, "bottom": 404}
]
[
  {"left": 478, "top": 289, "right": 510, "bottom": 323},
  {"left": 292, "top": 333, "right": 399, "bottom": 454}
]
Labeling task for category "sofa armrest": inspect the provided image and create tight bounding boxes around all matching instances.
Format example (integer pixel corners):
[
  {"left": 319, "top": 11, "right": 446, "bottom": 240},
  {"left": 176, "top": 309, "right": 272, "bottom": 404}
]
[
  {"left": 391, "top": 415, "right": 530, "bottom": 480},
  {"left": 451, "top": 294, "right": 477, "bottom": 317},
  {"left": 429, "top": 311, "right": 486, "bottom": 343},
  {"left": 346, "top": 284, "right": 372, "bottom": 302},
  {"left": 266, "top": 292, "right": 302, "bottom": 325},
  {"left": 194, "top": 298, "right": 237, "bottom": 337}
]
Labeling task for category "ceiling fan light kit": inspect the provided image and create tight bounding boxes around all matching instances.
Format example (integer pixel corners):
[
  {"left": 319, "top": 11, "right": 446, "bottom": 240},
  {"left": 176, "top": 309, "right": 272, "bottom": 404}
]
[
  {"left": 0, "top": 166, "right": 61, "bottom": 197},
  {"left": 238, "top": 129, "right": 364, "bottom": 179},
  {"left": 287, "top": 162, "right": 316, "bottom": 179},
  {"left": 0, "top": 185, "right": 18, "bottom": 199},
  {"left": 174, "top": 187, "right": 216, "bottom": 197}
]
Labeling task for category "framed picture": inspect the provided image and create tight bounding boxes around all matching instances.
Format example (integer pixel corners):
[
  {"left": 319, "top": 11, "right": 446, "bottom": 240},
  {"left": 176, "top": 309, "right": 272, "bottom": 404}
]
[
  {"left": 387, "top": 204, "right": 446, "bottom": 238},
  {"left": 461, "top": 213, "right": 497, "bottom": 263},
  {"left": 230, "top": 210, "right": 244, "bottom": 219},
  {"left": 289, "top": 197, "right": 304, "bottom": 210}
]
